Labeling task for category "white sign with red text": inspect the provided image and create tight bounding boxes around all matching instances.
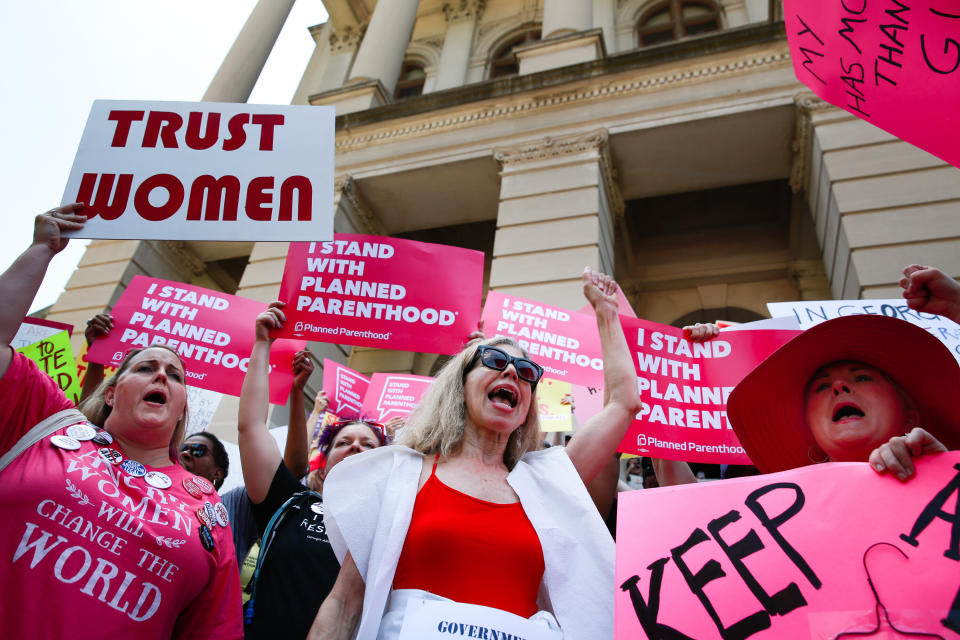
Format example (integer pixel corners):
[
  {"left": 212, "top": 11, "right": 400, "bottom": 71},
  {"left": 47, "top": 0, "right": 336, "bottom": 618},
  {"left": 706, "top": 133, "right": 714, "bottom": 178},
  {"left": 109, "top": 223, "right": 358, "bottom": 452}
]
[{"left": 61, "top": 100, "right": 334, "bottom": 241}]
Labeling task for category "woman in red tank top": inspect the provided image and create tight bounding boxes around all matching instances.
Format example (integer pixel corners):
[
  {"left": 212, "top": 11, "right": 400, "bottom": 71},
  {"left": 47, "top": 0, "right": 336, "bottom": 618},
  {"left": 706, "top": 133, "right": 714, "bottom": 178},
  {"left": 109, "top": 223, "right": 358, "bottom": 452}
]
[{"left": 309, "top": 268, "right": 643, "bottom": 640}]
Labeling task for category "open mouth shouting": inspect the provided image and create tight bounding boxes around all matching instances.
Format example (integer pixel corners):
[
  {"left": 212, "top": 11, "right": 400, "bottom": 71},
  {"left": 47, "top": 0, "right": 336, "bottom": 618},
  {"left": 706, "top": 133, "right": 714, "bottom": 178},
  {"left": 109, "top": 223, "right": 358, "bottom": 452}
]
[
  {"left": 143, "top": 388, "right": 169, "bottom": 406},
  {"left": 488, "top": 384, "right": 518, "bottom": 410},
  {"left": 832, "top": 402, "right": 865, "bottom": 423}
]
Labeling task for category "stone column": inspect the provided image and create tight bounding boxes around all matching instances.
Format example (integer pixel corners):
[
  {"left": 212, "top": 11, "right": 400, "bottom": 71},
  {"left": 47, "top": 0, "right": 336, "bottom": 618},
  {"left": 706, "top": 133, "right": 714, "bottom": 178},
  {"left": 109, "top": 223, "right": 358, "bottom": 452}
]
[
  {"left": 315, "top": 25, "right": 366, "bottom": 93},
  {"left": 203, "top": 0, "right": 297, "bottom": 103},
  {"left": 491, "top": 130, "right": 623, "bottom": 310},
  {"left": 794, "top": 93, "right": 960, "bottom": 299},
  {"left": 347, "top": 0, "right": 422, "bottom": 96},
  {"left": 542, "top": 0, "right": 592, "bottom": 39},
  {"left": 291, "top": 23, "right": 333, "bottom": 105},
  {"left": 432, "top": 0, "right": 485, "bottom": 92}
]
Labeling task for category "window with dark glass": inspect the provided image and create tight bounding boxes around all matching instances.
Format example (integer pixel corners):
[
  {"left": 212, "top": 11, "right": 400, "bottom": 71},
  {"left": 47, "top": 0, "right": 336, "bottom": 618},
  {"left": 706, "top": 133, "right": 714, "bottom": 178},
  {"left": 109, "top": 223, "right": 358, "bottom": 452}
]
[
  {"left": 394, "top": 60, "right": 426, "bottom": 100},
  {"left": 637, "top": 0, "right": 720, "bottom": 46},
  {"left": 489, "top": 29, "right": 542, "bottom": 79}
]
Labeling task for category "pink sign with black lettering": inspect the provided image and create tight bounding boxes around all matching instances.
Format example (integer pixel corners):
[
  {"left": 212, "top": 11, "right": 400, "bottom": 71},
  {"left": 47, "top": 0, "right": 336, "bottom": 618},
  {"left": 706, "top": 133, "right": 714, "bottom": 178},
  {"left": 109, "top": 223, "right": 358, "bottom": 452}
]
[
  {"left": 321, "top": 359, "right": 370, "bottom": 421},
  {"left": 619, "top": 318, "right": 800, "bottom": 464},
  {"left": 785, "top": 0, "right": 960, "bottom": 168},
  {"left": 276, "top": 236, "right": 483, "bottom": 355},
  {"left": 86, "top": 275, "right": 305, "bottom": 403},
  {"left": 616, "top": 453, "right": 960, "bottom": 639},
  {"left": 481, "top": 290, "right": 606, "bottom": 388},
  {"left": 360, "top": 373, "right": 435, "bottom": 422}
]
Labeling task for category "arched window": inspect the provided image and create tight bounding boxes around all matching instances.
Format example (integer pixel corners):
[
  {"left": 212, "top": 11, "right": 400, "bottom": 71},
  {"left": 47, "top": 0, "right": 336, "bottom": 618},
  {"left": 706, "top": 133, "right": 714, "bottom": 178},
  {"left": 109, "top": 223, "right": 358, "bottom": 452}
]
[
  {"left": 489, "top": 29, "right": 542, "bottom": 79},
  {"left": 394, "top": 60, "right": 426, "bottom": 100},
  {"left": 637, "top": 0, "right": 720, "bottom": 47}
]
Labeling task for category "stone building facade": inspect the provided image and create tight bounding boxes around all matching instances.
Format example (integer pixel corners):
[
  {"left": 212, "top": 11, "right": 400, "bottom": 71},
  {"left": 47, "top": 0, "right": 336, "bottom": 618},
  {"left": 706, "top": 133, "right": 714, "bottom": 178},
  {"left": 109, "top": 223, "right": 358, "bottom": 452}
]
[{"left": 45, "top": 0, "right": 960, "bottom": 440}]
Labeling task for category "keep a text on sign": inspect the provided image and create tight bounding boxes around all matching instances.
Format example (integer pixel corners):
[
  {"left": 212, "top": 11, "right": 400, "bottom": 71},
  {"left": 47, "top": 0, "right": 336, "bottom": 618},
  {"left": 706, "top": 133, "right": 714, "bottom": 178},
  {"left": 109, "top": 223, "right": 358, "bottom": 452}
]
[
  {"left": 62, "top": 100, "right": 334, "bottom": 241},
  {"left": 615, "top": 453, "right": 960, "bottom": 638},
  {"left": 277, "top": 235, "right": 483, "bottom": 355}
]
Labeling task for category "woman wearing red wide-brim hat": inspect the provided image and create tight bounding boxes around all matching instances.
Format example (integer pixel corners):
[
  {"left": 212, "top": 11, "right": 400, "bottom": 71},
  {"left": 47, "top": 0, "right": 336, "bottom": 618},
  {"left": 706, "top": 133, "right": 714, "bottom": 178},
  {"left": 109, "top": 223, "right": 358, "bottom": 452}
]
[{"left": 727, "top": 265, "right": 960, "bottom": 478}]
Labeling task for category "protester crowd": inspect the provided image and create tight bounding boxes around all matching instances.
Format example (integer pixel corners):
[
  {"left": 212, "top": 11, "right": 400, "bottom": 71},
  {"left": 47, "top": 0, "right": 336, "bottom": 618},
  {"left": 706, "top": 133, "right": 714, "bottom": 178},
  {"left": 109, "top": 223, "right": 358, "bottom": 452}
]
[{"left": 2, "top": 203, "right": 958, "bottom": 639}]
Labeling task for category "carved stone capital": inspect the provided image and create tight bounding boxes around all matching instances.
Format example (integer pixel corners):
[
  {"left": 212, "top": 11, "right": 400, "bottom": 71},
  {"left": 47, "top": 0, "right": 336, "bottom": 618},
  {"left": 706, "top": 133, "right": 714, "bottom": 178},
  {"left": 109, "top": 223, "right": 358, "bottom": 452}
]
[
  {"left": 158, "top": 241, "right": 205, "bottom": 276},
  {"left": 329, "top": 24, "right": 366, "bottom": 54},
  {"left": 443, "top": 0, "right": 485, "bottom": 23},
  {"left": 334, "top": 174, "right": 385, "bottom": 235},
  {"left": 790, "top": 92, "right": 832, "bottom": 193},
  {"left": 494, "top": 129, "right": 608, "bottom": 165}
]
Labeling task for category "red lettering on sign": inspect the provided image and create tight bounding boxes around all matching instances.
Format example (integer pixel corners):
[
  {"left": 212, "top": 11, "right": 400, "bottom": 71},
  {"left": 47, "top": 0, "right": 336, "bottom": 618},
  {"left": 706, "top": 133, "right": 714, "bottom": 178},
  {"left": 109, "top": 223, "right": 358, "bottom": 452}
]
[
  {"left": 107, "top": 110, "right": 145, "bottom": 147},
  {"left": 185, "top": 112, "right": 221, "bottom": 150},
  {"left": 223, "top": 114, "right": 248, "bottom": 151},
  {"left": 251, "top": 114, "right": 284, "bottom": 151},
  {"left": 133, "top": 174, "right": 184, "bottom": 221},
  {"left": 246, "top": 177, "right": 274, "bottom": 221},
  {"left": 77, "top": 173, "right": 133, "bottom": 220},
  {"left": 187, "top": 175, "right": 240, "bottom": 221}
]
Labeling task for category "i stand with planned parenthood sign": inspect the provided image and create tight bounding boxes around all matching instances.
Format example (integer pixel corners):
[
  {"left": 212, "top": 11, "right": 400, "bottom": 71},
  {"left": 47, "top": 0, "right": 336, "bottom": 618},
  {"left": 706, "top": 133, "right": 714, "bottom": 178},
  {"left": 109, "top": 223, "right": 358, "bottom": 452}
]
[
  {"left": 768, "top": 299, "right": 960, "bottom": 363},
  {"left": 276, "top": 235, "right": 484, "bottom": 355},
  {"left": 61, "top": 100, "right": 334, "bottom": 241}
]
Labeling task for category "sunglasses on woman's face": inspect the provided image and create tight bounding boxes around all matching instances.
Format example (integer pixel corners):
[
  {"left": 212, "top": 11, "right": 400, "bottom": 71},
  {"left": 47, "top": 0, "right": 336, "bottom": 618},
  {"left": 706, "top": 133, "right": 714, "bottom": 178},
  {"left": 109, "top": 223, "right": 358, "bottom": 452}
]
[
  {"left": 181, "top": 442, "right": 209, "bottom": 458},
  {"left": 468, "top": 346, "right": 543, "bottom": 386}
]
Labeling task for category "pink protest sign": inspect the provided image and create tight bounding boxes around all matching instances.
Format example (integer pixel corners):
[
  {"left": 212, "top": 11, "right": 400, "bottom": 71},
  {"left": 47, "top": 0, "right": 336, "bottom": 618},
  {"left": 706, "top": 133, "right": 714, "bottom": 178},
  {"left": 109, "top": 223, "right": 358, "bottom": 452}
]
[
  {"left": 619, "top": 318, "right": 800, "bottom": 464},
  {"left": 86, "top": 275, "right": 305, "bottom": 403},
  {"left": 785, "top": 0, "right": 960, "bottom": 168},
  {"left": 276, "top": 236, "right": 484, "bottom": 355},
  {"left": 615, "top": 453, "right": 960, "bottom": 639},
  {"left": 321, "top": 359, "right": 370, "bottom": 420},
  {"left": 360, "top": 373, "right": 435, "bottom": 422},
  {"left": 482, "top": 290, "right": 605, "bottom": 388}
]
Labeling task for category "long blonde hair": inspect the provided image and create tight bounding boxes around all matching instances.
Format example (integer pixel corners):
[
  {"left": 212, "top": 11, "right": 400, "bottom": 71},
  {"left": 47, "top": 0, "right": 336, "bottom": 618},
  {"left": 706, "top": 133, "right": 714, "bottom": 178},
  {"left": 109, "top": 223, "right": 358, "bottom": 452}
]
[
  {"left": 398, "top": 337, "right": 542, "bottom": 469},
  {"left": 78, "top": 345, "right": 188, "bottom": 463}
]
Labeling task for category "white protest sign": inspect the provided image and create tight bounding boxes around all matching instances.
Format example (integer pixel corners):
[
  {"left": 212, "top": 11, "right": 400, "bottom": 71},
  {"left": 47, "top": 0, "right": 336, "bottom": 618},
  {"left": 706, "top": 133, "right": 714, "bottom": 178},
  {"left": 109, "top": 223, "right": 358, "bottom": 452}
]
[
  {"left": 767, "top": 299, "right": 960, "bottom": 363},
  {"left": 398, "top": 598, "right": 561, "bottom": 640},
  {"left": 185, "top": 386, "right": 224, "bottom": 435},
  {"left": 61, "top": 100, "right": 334, "bottom": 241}
]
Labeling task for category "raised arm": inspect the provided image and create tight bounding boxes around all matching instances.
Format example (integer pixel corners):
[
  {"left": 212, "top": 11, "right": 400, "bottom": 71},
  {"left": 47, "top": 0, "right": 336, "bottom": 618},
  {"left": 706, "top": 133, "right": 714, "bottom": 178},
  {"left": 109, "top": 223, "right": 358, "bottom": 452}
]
[
  {"left": 900, "top": 264, "right": 960, "bottom": 324},
  {"left": 307, "top": 552, "right": 364, "bottom": 640},
  {"left": 565, "top": 267, "right": 643, "bottom": 484},
  {"left": 282, "top": 350, "right": 314, "bottom": 478},
  {"left": 79, "top": 312, "right": 113, "bottom": 403},
  {"left": 0, "top": 204, "right": 86, "bottom": 379},
  {"left": 238, "top": 302, "right": 286, "bottom": 504}
]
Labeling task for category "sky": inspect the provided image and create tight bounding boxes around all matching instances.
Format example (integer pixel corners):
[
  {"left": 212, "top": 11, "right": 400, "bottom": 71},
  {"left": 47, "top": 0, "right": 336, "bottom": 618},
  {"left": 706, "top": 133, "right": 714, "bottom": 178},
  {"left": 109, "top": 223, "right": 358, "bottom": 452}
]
[{"left": 2, "top": 0, "right": 330, "bottom": 313}]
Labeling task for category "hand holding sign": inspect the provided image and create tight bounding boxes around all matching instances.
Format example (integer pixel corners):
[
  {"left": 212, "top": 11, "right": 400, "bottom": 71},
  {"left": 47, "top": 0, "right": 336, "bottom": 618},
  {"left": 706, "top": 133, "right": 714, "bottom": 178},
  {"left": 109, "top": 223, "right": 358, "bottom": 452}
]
[{"left": 34, "top": 203, "right": 86, "bottom": 255}]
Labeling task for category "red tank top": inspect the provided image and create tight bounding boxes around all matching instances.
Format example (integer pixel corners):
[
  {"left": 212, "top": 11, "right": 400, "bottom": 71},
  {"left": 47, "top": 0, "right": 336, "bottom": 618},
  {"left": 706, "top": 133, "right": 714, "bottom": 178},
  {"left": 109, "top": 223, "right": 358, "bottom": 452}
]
[{"left": 392, "top": 456, "right": 545, "bottom": 618}]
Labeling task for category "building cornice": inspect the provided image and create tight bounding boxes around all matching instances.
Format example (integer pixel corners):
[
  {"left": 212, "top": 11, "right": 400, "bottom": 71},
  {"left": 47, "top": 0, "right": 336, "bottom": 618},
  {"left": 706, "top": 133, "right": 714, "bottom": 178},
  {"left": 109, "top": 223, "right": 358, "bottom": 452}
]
[{"left": 330, "top": 23, "right": 791, "bottom": 154}]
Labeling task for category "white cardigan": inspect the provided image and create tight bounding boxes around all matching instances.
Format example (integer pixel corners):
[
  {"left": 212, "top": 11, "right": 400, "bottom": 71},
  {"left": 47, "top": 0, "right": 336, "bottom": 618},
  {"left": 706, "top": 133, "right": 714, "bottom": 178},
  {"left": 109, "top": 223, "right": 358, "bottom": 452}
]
[{"left": 323, "top": 445, "right": 616, "bottom": 640}]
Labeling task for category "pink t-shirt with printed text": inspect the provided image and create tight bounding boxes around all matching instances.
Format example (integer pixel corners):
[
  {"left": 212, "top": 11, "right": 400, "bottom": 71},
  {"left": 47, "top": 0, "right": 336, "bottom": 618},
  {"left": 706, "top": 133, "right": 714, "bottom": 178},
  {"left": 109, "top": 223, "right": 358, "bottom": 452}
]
[{"left": 0, "top": 352, "right": 242, "bottom": 638}]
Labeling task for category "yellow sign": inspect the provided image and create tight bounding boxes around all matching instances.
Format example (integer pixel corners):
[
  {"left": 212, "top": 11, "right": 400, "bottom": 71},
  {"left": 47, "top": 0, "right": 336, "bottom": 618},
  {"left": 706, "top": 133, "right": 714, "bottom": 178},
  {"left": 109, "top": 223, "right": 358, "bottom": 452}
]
[
  {"left": 18, "top": 330, "right": 82, "bottom": 405},
  {"left": 76, "top": 340, "right": 118, "bottom": 389},
  {"left": 536, "top": 377, "right": 573, "bottom": 432}
]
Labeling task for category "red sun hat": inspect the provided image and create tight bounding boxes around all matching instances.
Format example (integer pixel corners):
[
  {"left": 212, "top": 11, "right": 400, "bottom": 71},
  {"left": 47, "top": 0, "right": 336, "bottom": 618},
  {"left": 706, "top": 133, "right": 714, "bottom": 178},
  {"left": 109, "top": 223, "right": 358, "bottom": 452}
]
[{"left": 726, "top": 314, "right": 960, "bottom": 474}]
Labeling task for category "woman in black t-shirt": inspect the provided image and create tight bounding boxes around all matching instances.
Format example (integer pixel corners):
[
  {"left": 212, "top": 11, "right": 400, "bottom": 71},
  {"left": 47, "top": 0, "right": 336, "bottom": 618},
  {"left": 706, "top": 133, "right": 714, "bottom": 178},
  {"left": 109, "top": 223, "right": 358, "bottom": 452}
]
[{"left": 238, "top": 302, "right": 386, "bottom": 639}]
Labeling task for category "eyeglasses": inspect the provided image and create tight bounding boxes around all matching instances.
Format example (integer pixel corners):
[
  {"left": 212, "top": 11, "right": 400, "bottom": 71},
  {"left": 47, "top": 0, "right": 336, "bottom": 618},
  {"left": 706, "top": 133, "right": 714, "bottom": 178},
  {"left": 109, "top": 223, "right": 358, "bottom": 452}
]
[
  {"left": 181, "top": 443, "right": 209, "bottom": 458},
  {"left": 467, "top": 346, "right": 543, "bottom": 386}
]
